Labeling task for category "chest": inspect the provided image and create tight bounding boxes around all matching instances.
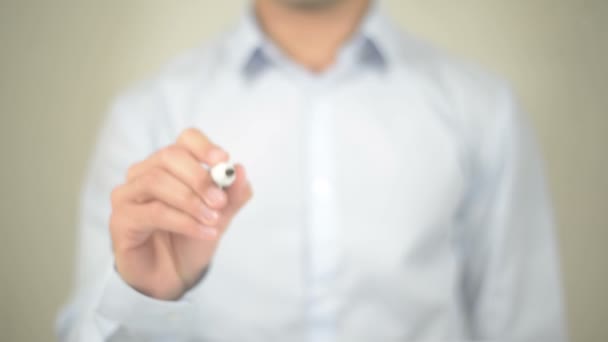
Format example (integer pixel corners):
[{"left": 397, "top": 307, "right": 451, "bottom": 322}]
[
  {"left": 189, "top": 77, "right": 466, "bottom": 255},
  {"left": 174, "top": 76, "right": 467, "bottom": 338}
]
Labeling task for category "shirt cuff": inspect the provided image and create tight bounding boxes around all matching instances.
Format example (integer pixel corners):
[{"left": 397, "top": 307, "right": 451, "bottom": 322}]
[{"left": 95, "top": 265, "right": 201, "bottom": 336}]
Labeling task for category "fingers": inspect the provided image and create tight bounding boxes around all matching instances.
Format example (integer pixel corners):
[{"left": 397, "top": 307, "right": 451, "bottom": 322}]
[
  {"left": 111, "top": 128, "right": 252, "bottom": 243},
  {"left": 133, "top": 201, "right": 218, "bottom": 240},
  {"left": 110, "top": 198, "right": 218, "bottom": 244},
  {"left": 126, "top": 145, "right": 227, "bottom": 207},
  {"left": 113, "top": 167, "right": 223, "bottom": 239},
  {"left": 176, "top": 128, "right": 229, "bottom": 166},
  {"left": 127, "top": 168, "right": 223, "bottom": 226}
]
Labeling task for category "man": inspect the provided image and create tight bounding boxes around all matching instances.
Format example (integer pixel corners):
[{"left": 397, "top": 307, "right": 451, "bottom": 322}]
[{"left": 57, "top": 0, "right": 567, "bottom": 340}]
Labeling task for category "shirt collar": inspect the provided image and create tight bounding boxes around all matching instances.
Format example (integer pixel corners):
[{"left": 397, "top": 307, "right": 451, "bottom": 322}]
[{"left": 225, "top": 0, "right": 400, "bottom": 79}]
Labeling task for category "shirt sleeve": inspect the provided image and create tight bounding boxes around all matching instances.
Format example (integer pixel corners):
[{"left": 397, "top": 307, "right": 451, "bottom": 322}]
[
  {"left": 457, "top": 85, "right": 568, "bottom": 341},
  {"left": 55, "top": 84, "right": 204, "bottom": 341}
]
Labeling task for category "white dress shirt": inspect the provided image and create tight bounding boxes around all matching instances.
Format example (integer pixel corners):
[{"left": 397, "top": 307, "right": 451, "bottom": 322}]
[{"left": 57, "top": 3, "right": 566, "bottom": 341}]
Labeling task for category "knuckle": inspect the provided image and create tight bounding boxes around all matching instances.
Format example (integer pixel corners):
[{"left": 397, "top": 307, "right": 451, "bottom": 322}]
[
  {"left": 109, "top": 212, "right": 126, "bottom": 234},
  {"left": 110, "top": 185, "right": 124, "bottom": 204},
  {"left": 109, "top": 209, "right": 137, "bottom": 237},
  {"left": 145, "top": 168, "right": 165, "bottom": 185},
  {"left": 125, "top": 164, "right": 139, "bottom": 181},
  {"left": 147, "top": 202, "right": 166, "bottom": 223},
  {"left": 179, "top": 191, "right": 200, "bottom": 211},
  {"left": 158, "top": 146, "right": 178, "bottom": 164},
  {"left": 178, "top": 128, "right": 204, "bottom": 143}
]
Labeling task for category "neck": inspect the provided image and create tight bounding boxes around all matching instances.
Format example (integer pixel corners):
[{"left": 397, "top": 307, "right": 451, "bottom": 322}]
[{"left": 255, "top": 0, "right": 371, "bottom": 72}]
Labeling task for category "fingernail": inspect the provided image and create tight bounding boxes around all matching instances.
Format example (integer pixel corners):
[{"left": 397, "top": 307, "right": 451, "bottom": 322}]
[
  {"left": 205, "top": 186, "right": 225, "bottom": 206},
  {"left": 200, "top": 206, "right": 219, "bottom": 224},
  {"left": 200, "top": 226, "right": 218, "bottom": 238}
]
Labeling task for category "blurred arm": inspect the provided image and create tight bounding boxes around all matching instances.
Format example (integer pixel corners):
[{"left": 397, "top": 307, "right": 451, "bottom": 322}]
[{"left": 458, "top": 86, "right": 567, "bottom": 341}]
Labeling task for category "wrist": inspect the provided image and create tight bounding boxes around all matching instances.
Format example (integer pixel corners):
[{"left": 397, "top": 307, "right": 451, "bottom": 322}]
[
  {"left": 114, "top": 259, "right": 186, "bottom": 301},
  {"left": 183, "top": 264, "right": 211, "bottom": 293}
]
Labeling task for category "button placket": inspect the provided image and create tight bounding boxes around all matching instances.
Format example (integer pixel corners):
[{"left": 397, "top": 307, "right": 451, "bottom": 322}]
[{"left": 304, "top": 83, "right": 341, "bottom": 342}]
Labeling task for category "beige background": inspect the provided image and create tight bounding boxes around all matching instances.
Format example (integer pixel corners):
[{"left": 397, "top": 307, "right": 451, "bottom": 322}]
[{"left": 1, "top": 0, "right": 606, "bottom": 340}]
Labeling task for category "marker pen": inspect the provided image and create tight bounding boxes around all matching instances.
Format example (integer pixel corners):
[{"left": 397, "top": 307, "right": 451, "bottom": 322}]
[{"left": 210, "top": 162, "right": 236, "bottom": 188}]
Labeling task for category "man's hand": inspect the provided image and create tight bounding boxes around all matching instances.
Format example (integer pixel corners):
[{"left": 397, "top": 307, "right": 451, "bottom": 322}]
[{"left": 109, "top": 128, "right": 252, "bottom": 300}]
